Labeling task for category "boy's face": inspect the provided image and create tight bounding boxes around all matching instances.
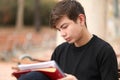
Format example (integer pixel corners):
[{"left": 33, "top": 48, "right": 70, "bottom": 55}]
[{"left": 55, "top": 15, "right": 84, "bottom": 44}]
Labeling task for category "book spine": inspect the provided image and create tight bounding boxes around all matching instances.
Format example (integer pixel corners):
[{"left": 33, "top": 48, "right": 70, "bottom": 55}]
[{"left": 40, "top": 69, "right": 64, "bottom": 80}]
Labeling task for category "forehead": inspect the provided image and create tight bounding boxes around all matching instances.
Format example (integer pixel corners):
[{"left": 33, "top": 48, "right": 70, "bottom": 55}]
[{"left": 55, "top": 16, "right": 71, "bottom": 28}]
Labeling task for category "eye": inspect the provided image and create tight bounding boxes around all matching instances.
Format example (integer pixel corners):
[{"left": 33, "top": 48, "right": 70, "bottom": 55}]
[
  {"left": 62, "top": 25, "right": 68, "bottom": 29},
  {"left": 56, "top": 28, "right": 60, "bottom": 31}
]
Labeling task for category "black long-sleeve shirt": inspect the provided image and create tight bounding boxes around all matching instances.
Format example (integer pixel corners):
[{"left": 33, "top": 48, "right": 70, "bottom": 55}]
[{"left": 51, "top": 35, "right": 118, "bottom": 80}]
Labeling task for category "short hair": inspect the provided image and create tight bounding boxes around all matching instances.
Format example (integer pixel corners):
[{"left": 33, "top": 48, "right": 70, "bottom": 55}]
[{"left": 49, "top": 0, "right": 86, "bottom": 28}]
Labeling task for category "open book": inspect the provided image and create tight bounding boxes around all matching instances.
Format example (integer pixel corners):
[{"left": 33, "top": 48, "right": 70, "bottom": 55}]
[{"left": 12, "top": 60, "right": 65, "bottom": 80}]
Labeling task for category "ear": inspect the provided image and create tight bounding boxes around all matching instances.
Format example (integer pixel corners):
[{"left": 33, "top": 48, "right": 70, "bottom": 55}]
[{"left": 77, "top": 14, "right": 85, "bottom": 25}]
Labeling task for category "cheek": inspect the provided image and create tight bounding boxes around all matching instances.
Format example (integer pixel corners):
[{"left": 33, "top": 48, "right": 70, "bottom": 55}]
[
  {"left": 69, "top": 25, "right": 77, "bottom": 32},
  {"left": 67, "top": 24, "right": 82, "bottom": 37},
  {"left": 72, "top": 27, "right": 82, "bottom": 37},
  {"left": 67, "top": 29, "right": 78, "bottom": 38}
]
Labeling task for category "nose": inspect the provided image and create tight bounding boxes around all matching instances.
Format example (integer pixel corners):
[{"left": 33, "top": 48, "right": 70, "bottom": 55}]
[{"left": 60, "top": 30, "right": 66, "bottom": 37}]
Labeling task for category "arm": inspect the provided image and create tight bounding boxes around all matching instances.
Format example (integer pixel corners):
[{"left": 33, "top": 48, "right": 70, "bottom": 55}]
[
  {"left": 58, "top": 73, "right": 78, "bottom": 80},
  {"left": 97, "top": 45, "right": 118, "bottom": 80}
]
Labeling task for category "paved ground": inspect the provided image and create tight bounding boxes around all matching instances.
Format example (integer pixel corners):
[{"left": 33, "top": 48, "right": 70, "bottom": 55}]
[
  {"left": 0, "top": 48, "right": 53, "bottom": 80},
  {"left": 0, "top": 61, "right": 17, "bottom": 80},
  {"left": 0, "top": 27, "right": 56, "bottom": 80}
]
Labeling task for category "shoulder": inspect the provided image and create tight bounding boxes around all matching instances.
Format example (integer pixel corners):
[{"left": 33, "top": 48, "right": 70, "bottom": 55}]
[
  {"left": 93, "top": 35, "right": 112, "bottom": 48},
  {"left": 55, "top": 42, "right": 70, "bottom": 50},
  {"left": 93, "top": 35, "right": 117, "bottom": 66},
  {"left": 93, "top": 35, "right": 116, "bottom": 59},
  {"left": 52, "top": 42, "right": 70, "bottom": 56},
  {"left": 51, "top": 42, "right": 70, "bottom": 61},
  {"left": 92, "top": 35, "right": 115, "bottom": 57}
]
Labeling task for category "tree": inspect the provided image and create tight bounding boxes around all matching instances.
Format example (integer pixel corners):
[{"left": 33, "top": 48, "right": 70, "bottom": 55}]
[
  {"left": 16, "top": 0, "right": 24, "bottom": 30},
  {"left": 34, "top": 0, "right": 41, "bottom": 32}
]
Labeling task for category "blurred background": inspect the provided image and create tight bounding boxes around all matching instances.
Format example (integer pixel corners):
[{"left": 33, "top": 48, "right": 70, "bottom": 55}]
[{"left": 0, "top": 0, "right": 120, "bottom": 80}]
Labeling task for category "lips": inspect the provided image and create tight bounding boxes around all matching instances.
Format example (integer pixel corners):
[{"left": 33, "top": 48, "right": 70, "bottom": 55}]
[{"left": 65, "top": 38, "right": 71, "bottom": 42}]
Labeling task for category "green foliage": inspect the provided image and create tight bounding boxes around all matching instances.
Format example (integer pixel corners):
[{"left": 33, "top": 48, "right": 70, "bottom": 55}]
[
  {"left": 23, "top": 0, "right": 57, "bottom": 26},
  {"left": 0, "top": 0, "right": 17, "bottom": 26},
  {"left": 0, "top": 0, "right": 57, "bottom": 27},
  {"left": 40, "top": 0, "right": 56, "bottom": 26}
]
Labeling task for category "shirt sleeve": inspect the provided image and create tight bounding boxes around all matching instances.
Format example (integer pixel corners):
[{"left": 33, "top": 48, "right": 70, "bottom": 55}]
[{"left": 97, "top": 44, "right": 118, "bottom": 80}]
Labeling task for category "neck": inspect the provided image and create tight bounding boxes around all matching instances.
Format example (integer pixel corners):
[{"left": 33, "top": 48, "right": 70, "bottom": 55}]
[{"left": 74, "top": 30, "right": 93, "bottom": 47}]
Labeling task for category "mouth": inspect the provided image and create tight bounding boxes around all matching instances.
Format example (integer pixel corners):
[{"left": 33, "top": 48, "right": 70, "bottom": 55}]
[{"left": 65, "top": 38, "right": 71, "bottom": 42}]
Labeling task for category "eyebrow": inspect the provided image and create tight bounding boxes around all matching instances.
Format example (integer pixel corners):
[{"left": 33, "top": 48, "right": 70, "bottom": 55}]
[
  {"left": 61, "top": 23, "right": 68, "bottom": 28},
  {"left": 56, "top": 23, "right": 68, "bottom": 30},
  {"left": 60, "top": 24, "right": 65, "bottom": 28}
]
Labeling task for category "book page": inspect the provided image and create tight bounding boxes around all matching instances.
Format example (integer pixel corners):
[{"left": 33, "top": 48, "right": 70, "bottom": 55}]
[
  {"left": 12, "top": 60, "right": 65, "bottom": 79},
  {"left": 18, "top": 60, "right": 56, "bottom": 70}
]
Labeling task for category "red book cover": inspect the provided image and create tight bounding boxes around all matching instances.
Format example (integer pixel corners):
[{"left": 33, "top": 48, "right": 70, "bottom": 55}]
[{"left": 12, "top": 60, "right": 65, "bottom": 80}]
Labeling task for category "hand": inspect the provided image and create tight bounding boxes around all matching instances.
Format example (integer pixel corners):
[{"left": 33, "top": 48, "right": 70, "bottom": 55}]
[
  {"left": 58, "top": 73, "right": 78, "bottom": 80},
  {"left": 12, "top": 66, "right": 20, "bottom": 71}
]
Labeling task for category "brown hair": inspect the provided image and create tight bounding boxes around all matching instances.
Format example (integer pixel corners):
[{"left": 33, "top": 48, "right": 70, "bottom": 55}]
[{"left": 49, "top": 0, "right": 86, "bottom": 28}]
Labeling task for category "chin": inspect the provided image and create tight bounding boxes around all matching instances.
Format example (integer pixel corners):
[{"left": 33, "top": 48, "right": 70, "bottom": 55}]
[{"left": 67, "top": 41, "right": 74, "bottom": 44}]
